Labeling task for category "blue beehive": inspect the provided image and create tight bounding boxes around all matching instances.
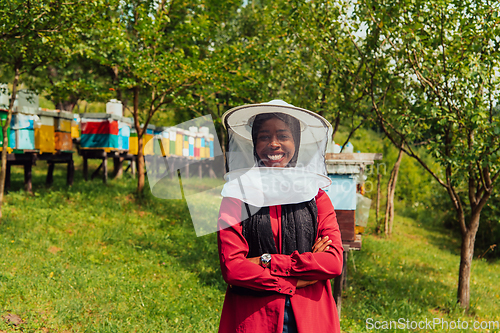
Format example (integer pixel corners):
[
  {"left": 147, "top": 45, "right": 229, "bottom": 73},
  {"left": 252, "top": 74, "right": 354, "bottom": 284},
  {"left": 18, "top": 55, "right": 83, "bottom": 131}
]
[
  {"left": 323, "top": 174, "right": 357, "bottom": 210},
  {"left": 118, "top": 117, "right": 132, "bottom": 150},
  {"left": 10, "top": 90, "right": 38, "bottom": 151}
]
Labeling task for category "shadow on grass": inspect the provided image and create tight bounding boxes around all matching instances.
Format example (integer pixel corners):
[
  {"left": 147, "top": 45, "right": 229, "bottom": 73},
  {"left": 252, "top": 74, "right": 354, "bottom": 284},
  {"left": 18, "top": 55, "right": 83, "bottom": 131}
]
[
  {"left": 131, "top": 193, "right": 227, "bottom": 293},
  {"left": 397, "top": 206, "right": 462, "bottom": 257},
  {"left": 342, "top": 240, "right": 462, "bottom": 328}
]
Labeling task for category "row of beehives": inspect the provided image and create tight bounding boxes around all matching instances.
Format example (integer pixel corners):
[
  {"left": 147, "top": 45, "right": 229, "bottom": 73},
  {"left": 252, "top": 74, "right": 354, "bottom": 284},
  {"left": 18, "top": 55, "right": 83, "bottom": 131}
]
[
  {"left": 0, "top": 109, "right": 215, "bottom": 159},
  {"left": 77, "top": 113, "right": 216, "bottom": 159},
  {"left": 0, "top": 90, "right": 215, "bottom": 158},
  {"left": 0, "top": 108, "right": 74, "bottom": 153}
]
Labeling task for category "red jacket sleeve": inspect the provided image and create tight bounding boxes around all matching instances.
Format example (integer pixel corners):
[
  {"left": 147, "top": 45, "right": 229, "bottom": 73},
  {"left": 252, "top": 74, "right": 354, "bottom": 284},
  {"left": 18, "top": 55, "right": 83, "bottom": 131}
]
[
  {"left": 269, "top": 189, "right": 344, "bottom": 280},
  {"left": 217, "top": 197, "right": 299, "bottom": 295}
]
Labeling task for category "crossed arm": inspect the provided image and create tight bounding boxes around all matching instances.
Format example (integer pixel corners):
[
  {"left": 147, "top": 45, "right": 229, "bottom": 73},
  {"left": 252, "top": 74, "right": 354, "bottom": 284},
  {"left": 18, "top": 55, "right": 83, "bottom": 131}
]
[
  {"left": 246, "top": 236, "right": 334, "bottom": 288},
  {"left": 217, "top": 190, "right": 344, "bottom": 296}
]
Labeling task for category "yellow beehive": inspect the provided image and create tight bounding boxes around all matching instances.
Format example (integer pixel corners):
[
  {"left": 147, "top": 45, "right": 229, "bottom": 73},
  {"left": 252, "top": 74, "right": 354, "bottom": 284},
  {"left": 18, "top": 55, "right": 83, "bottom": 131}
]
[
  {"left": 129, "top": 127, "right": 138, "bottom": 155},
  {"left": 35, "top": 109, "right": 57, "bottom": 153},
  {"left": 175, "top": 129, "right": 183, "bottom": 156},
  {"left": 71, "top": 114, "right": 80, "bottom": 139},
  {"left": 143, "top": 124, "right": 155, "bottom": 156}
]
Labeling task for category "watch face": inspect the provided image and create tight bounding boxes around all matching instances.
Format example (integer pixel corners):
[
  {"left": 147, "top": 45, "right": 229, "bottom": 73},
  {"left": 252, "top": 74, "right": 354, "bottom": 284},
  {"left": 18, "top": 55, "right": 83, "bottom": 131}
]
[{"left": 261, "top": 253, "right": 271, "bottom": 263}]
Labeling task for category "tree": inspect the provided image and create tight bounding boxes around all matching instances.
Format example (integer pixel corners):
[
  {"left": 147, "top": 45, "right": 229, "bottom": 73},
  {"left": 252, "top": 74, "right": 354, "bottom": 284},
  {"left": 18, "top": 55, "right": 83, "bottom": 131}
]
[
  {"left": 384, "top": 144, "right": 403, "bottom": 236},
  {"left": 97, "top": 0, "right": 206, "bottom": 194},
  {"left": 0, "top": 0, "right": 107, "bottom": 217},
  {"left": 268, "top": 0, "right": 372, "bottom": 143},
  {"left": 356, "top": 0, "right": 500, "bottom": 309}
]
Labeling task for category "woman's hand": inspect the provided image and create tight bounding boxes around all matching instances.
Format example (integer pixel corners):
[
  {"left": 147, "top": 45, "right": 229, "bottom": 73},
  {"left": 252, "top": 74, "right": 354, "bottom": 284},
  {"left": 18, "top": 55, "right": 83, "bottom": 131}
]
[
  {"left": 312, "top": 236, "right": 332, "bottom": 253},
  {"left": 297, "top": 279, "right": 318, "bottom": 288},
  {"left": 247, "top": 256, "right": 317, "bottom": 288}
]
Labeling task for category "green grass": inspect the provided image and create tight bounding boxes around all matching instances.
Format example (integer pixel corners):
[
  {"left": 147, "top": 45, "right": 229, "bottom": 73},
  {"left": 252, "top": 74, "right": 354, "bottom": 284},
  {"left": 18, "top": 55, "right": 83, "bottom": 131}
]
[
  {"left": 0, "top": 157, "right": 224, "bottom": 332},
  {"left": 341, "top": 211, "right": 500, "bottom": 333},
  {"left": 0, "top": 155, "right": 499, "bottom": 332}
]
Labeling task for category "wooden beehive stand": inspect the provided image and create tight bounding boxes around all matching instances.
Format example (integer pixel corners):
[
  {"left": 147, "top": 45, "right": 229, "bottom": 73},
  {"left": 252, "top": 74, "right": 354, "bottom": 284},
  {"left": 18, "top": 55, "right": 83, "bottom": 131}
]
[{"left": 325, "top": 152, "right": 383, "bottom": 316}]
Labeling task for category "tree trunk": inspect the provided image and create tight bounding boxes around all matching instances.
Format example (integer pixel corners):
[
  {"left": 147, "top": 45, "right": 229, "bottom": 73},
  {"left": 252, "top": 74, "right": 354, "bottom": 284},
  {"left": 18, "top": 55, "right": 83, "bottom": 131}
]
[
  {"left": 137, "top": 135, "right": 145, "bottom": 194},
  {"left": 132, "top": 87, "right": 145, "bottom": 194},
  {"left": 375, "top": 173, "right": 382, "bottom": 233},
  {"left": 0, "top": 65, "right": 20, "bottom": 219},
  {"left": 384, "top": 146, "right": 404, "bottom": 236},
  {"left": 457, "top": 209, "right": 482, "bottom": 309},
  {"left": 56, "top": 100, "right": 77, "bottom": 112}
]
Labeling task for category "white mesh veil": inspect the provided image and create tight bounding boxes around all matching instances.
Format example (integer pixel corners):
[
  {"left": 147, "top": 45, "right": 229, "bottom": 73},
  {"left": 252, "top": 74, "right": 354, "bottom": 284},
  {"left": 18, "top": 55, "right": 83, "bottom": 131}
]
[{"left": 221, "top": 100, "right": 332, "bottom": 207}]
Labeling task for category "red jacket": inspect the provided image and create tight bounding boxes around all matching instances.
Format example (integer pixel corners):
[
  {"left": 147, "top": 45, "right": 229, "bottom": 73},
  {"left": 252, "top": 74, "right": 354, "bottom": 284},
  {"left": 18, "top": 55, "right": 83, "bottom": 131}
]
[{"left": 217, "top": 189, "right": 344, "bottom": 333}]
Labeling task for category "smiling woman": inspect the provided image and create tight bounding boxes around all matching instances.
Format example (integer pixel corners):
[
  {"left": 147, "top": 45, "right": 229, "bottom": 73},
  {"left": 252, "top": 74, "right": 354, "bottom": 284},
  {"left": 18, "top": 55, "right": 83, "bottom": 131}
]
[
  {"left": 217, "top": 100, "right": 344, "bottom": 333},
  {"left": 252, "top": 113, "right": 299, "bottom": 168}
]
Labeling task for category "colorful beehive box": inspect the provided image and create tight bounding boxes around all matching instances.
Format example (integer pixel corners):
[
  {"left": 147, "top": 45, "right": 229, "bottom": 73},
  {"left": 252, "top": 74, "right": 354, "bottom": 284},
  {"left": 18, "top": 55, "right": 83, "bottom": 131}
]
[
  {"left": 154, "top": 126, "right": 169, "bottom": 156},
  {"left": 9, "top": 90, "right": 38, "bottom": 151},
  {"left": 324, "top": 153, "right": 382, "bottom": 248},
  {"left": 118, "top": 117, "right": 132, "bottom": 151},
  {"left": 9, "top": 112, "right": 38, "bottom": 150},
  {"left": 153, "top": 127, "right": 163, "bottom": 156},
  {"left": 175, "top": 128, "right": 183, "bottom": 156},
  {"left": 35, "top": 109, "right": 57, "bottom": 153},
  {"left": 129, "top": 125, "right": 138, "bottom": 155},
  {"left": 80, "top": 113, "right": 120, "bottom": 151},
  {"left": 188, "top": 132, "right": 195, "bottom": 159},
  {"left": 168, "top": 127, "right": 177, "bottom": 156},
  {"left": 129, "top": 123, "right": 155, "bottom": 155},
  {"left": 55, "top": 111, "right": 73, "bottom": 151},
  {"left": 143, "top": 124, "right": 155, "bottom": 156},
  {"left": 182, "top": 130, "right": 190, "bottom": 158},
  {"left": 71, "top": 114, "right": 80, "bottom": 139},
  {"left": 208, "top": 134, "right": 214, "bottom": 158}
]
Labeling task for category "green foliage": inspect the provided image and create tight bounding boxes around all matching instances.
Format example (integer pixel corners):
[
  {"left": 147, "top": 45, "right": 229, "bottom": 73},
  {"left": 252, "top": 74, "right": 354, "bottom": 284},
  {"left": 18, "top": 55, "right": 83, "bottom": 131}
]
[{"left": 356, "top": 0, "right": 500, "bottom": 196}]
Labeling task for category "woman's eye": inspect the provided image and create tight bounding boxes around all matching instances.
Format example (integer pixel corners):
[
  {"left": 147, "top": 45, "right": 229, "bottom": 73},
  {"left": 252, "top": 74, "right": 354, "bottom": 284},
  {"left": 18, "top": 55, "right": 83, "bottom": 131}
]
[
  {"left": 279, "top": 135, "right": 290, "bottom": 140},
  {"left": 258, "top": 135, "right": 270, "bottom": 141}
]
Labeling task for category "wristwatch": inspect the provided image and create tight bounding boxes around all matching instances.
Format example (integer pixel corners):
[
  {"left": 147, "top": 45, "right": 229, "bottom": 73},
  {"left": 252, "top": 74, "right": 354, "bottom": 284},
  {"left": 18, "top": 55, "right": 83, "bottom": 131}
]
[{"left": 260, "top": 253, "right": 272, "bottom": 268}]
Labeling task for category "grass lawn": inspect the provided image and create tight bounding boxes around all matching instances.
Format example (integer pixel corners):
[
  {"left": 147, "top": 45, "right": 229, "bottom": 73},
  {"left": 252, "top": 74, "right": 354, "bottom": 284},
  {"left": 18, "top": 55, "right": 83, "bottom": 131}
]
[
  {"left": 0, "top": 156, "right": 499, "bottom": 332},
  {"left": 341, "top": 211, "right": 500, "bottom": 332}
]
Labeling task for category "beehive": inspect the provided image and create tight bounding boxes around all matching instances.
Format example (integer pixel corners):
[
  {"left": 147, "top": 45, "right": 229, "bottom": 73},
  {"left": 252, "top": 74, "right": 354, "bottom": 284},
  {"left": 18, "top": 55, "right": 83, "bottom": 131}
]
[
  {"left": 9, "top": 90, "right": 38, "bottom": 151},
  {"left": 143, "top": 124, "right": 155, "bottom": 156},
  {"left": 188, "top": 132, "right": 195, "bottom": 159},
  {"left": 129, "top": 123, "right": 155, "bottom": 155},
  {"left": 80, "top": 113, "right": 120, "bottom": 151},
  {"left": 129, "top": 125, "right": 138, "bottom": 155},
  {"left": 194, "top": 133, "right": 201, "bottom": 159},
  {"left": 208, "top": 134, "right": 215, "bottom": 158},
  {"left": 71, "top": 114, "right": 80, "bottom": 139},
  {"left": 168, "top": 127, "right": 177, "bottom": 156},
  {"left": 35, "top": 109, "right": 57, "bottom": 153},
  {"left": 173, "top": 128, "right": 182, "bottom": 156},
  {"left": 118, "top": 117, "right": 132, "bottom": 151},
  {"left": 183, "top": 131, "right": 190, "bottom": 158},
  {"left": 55, "top": 111, "right": 73, "bottom": 151},
  {"left": 155, "top": 127, "right": 169, "bottom": 156}
]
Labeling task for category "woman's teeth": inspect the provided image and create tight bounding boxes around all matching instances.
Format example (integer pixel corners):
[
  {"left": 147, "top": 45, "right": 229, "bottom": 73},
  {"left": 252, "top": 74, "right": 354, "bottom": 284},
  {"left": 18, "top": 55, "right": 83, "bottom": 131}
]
[{"left": 268, "top": 154, "right": 284, "bottom": 161}]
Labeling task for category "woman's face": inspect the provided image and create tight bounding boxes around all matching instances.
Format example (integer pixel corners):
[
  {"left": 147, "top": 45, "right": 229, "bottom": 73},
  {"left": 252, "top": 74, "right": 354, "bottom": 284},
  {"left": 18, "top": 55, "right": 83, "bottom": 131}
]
[{"left": 255, "top": 117, "right": 296, "bottom": 167}]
